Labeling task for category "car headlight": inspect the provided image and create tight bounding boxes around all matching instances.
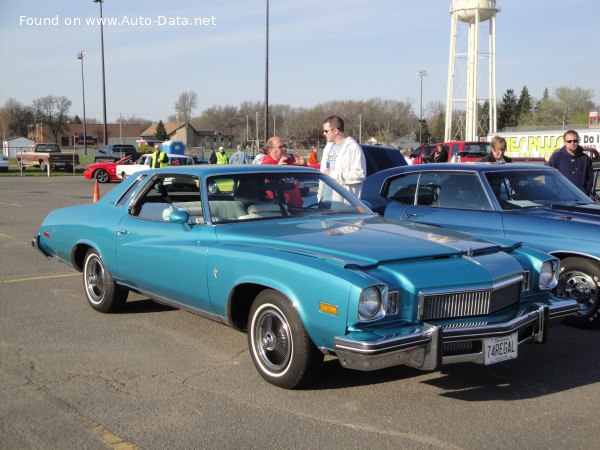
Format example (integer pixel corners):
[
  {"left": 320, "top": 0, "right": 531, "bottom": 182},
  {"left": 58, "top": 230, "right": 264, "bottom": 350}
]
[
  {"left": 539, "top": 259, "right": 559, "bottom": 289},
  {"left": 358, "top": 286, "right": 383, "bottom": 321}
]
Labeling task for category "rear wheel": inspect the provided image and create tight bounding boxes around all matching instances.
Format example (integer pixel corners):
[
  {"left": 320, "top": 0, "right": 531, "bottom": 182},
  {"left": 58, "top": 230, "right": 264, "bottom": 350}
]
[
  {"left": 557, "top": 257, "right": 600, "bottom": 328},
  {"left": 83, "top": 249, "right": 128, "bottom": 313},
  {"left": 17, "top": 159, "right": 25, "bottom": 170},
  {"left": 248, "top": 289, "right": 323, "bottom": 389},
  {"left": 96, "top": 169, "right": 110, "bottom": 183}
]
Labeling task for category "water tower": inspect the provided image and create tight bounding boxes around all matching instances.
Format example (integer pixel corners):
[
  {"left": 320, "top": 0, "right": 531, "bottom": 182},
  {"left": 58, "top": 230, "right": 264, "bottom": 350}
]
[{"left": 445, "top": 0, "right": 500, "bottom": 141}]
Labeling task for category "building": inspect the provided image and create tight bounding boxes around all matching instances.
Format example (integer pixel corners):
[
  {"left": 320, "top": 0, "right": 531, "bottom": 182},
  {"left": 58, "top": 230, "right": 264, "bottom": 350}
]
[
  {"left": 140, "top": 121, "right": 234, "bottom": 149},
  {"left": 2, "top": 136, "right": 35, "bottom": 157},
  {"left": 27, "top": 123, "right": 145, "bottom": 148}
]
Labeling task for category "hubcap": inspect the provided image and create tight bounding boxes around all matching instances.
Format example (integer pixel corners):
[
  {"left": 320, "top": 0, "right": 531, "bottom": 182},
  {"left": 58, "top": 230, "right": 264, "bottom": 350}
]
[
  {"left": 254, "top": 308, "right": 291, "bottom": 372},
  {"left": 558, "top": 270, "right": 599, "bottom": 316},
  {"left": 86, "top": 257, "right": 105, "bottom": 303}
]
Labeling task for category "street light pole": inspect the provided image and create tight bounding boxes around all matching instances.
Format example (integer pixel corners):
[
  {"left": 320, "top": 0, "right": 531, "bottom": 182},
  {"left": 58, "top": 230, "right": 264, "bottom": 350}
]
[
  {"left": 273, "top": 114, "right": 276, "bottom": 136},
  {"left": 77, "top": 51, "right": 87, "bottom": 155},
  {"left": 264, "top": 0, "right": 269, "bottom": 142},
  {"left": 358, "top": 114, "right": 362, "bottom": 144},
  {"left": 417, "top": 69, "right": 427, "bottom": 145},
  {"left": 255, "top": 112, "right": 260, "bottom": 151},
  {"left": 93, "top": 0, "right": 108, "bottom": 146}
]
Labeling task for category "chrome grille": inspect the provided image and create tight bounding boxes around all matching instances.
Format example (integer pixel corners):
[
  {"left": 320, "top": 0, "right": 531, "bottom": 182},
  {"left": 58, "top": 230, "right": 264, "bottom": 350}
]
[{"left": 418, "top": 277, "right": 522, "bottom": 321}]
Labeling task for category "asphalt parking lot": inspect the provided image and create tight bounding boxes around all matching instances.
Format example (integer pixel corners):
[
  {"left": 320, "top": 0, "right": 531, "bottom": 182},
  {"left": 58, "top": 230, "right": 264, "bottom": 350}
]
[{"left": 1, "top": 175, "right": 600, "bottom": 449}]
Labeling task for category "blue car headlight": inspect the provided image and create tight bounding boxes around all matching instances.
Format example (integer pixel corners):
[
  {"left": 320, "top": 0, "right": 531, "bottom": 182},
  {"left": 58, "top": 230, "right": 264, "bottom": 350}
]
[
  {"left": 358, "top": 285, "right": 384, "bottom": 321},
  {"left": 539, "top": 259, "right": 559, "bottom": 289}
]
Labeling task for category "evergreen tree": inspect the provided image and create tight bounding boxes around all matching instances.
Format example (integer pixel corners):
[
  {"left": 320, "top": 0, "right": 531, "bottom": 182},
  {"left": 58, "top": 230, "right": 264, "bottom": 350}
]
[
  {"left": 497, "top": 89, "right": 519, "bottom": 130},
  {"left": 516, "top": 86, "right": 533, "bottom": 125},
  {"left": 154, "top": 120, "right": 168, "bottom": 140}
]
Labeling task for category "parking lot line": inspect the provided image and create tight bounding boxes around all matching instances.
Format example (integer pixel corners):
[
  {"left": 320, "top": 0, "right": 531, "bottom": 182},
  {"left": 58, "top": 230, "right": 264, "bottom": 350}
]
[{"left": 0, "top": 273, "right": 79, "bottom": 284}]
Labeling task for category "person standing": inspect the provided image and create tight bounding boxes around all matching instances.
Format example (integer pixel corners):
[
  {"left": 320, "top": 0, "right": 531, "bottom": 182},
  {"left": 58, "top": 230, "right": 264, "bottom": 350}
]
[
  {"left": 209, "top": 149, "right": 217, "bottom": 164},
  {"left": 151, "top": 144, "right": 168, "bottom": 168},
  {"left": 252, "top": 147, "right": 267, "bottom": 165},
  {"left": 480, "top": 136, "right": 513, "bottom": 163},
  {"left": 319, "top": 115, "right": 366, "bottom": 197},
  {"left": 229, "top": 147, "right": 248, "bottom": 164},
  {"left": 308, "top": 147, "right": 319, "bottom": 165},
  {"left": 216, "top": 146, "right": 229, "bottom": 164},
  {"left": 261, "top": 136, "right": 305, "bottom": 207},
  {"left": 262, "top": 136, "right": 305, "bottom": 166},
  {"left": 548, "top": 130, "right": 593, "bottom": 194}
]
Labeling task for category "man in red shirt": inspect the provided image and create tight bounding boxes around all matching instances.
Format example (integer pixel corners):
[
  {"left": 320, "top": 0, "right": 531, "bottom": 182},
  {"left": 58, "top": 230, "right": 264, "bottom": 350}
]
[{"left": 261, "top": 136, "right": 306, "bottom": 207}]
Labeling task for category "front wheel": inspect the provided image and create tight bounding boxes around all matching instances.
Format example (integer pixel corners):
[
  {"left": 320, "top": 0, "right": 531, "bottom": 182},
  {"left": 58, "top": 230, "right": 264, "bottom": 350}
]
[
  {"left": 83, "top": 249, "right": 128, "bottom": 313},
  {"left": 248, "top": 290, "right": 323, "bottom": 389},
  {"left": 96, "top": 169, "right": 110, "bottom": 183},
  {"left": 557, "top": 257, "right": 600, "bottom": 328},
  {"left": 39, "top": 161, "right": 47, "bottom": 172}
]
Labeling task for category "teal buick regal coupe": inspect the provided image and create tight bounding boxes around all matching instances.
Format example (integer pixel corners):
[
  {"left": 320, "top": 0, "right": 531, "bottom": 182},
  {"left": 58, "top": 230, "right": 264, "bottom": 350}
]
[{"left": 33, "top": 165, "right": 577, "bottom": 388}]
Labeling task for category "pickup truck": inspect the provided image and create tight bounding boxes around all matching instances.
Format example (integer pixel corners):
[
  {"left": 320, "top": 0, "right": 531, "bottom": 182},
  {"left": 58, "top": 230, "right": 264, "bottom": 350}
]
[
  {"left": 412, "top": 141, "right": 490, "bottom": 164},
  {"left": 17, "top": 143, "right": 80, "bottom": 172}
]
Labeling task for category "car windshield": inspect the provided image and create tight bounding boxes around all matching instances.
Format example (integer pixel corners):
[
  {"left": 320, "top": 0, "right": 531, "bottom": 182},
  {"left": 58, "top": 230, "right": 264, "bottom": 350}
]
[
  {"left": 206, "top": 171, "right": 370, "bottom": 223},
  {"left": 484, "top": 170, "right": 592, "bottom": 209}
]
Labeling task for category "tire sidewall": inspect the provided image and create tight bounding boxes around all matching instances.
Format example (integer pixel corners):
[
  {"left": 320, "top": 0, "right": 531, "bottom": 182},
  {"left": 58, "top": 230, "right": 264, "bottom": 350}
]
[{"left": 248, "top": 290, "right": 310, "bottom": 388}]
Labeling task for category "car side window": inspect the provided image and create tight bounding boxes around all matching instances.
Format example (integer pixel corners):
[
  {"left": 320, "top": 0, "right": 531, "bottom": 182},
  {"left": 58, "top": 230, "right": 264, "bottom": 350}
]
[
  {"left": 418, "top": 172, "right": 493, "bottom": 211},
  {"left": 383, "top": 173, "right": 420, "bottom": 204},
  {"left": 130, "top": 174, "right": 204, "bottom": 223}
]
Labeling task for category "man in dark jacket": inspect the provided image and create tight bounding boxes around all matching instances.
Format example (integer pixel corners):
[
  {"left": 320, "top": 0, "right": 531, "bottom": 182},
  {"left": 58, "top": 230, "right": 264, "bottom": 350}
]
[
  {"left": 548, "top": 130, "right": 593, "bottom": 194},
  {"left": 480, "top": 136, "right": 513, "bottom": 163}
]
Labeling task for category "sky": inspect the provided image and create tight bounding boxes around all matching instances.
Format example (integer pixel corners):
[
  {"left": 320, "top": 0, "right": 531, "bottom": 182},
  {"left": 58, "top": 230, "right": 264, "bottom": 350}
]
[{"left": 1, "top": 0, "right": 599, "bottom": 124}]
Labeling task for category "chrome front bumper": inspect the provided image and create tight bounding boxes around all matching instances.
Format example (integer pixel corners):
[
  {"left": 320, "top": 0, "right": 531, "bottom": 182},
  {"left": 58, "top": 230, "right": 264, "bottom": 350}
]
[{"left": 334, "top": 299, "right": 578, "bottom": 372}]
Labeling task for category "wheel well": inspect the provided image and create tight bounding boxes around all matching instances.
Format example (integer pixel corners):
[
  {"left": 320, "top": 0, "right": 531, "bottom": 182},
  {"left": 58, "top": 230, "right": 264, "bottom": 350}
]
[
  {"left": 228, "top": 283, "right": 270, "bottom": 332},
  {"left": 551, "top": 252, "right": 600, "bottom": 266},
  {"left": 72, "top": 244, "right": 93, "bottom": 272}
]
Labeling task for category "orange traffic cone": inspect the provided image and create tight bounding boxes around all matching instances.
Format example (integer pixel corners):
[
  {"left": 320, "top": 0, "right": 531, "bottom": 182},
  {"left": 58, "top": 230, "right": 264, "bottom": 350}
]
[{"left": 93, "top": 179, "right": 100, "bottom": 202}]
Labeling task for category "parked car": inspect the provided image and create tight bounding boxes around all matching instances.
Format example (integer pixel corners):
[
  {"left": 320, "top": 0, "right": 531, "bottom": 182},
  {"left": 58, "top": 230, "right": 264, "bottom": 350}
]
[
  {"left": 33, "top": 165, "right": 576, "bottom": 388},
  {"left": 116, "top": 153, "right": 195, "bottom": 179},
  {"left": 83, "top": 155, "right": 135, "bottom": 183},
  {"left": 94, "top": 144, "right": 139, "bottom": 162},
  {"left": 0, "top": 153, "right": 8, "bottom": 171},
  {"left": 361, "top": 163, "right": 600, "bottom": 327}
]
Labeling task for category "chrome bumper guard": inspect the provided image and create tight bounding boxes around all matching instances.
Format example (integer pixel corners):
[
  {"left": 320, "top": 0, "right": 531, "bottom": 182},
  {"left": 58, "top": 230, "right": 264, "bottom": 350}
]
[
  {"left": 334, "top": 299, "right": 578, "bottom": 372},
  {"left": 31, "top": 233, "right": 52, "bottom": 257}
]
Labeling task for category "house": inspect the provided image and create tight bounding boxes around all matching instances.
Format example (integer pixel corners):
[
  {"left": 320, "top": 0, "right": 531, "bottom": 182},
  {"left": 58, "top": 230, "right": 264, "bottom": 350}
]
[
  {"left": 27, "top": 123, "right": 145, "bottom": 148},
  {"left": 140, "top": 121, "right": 233, "bottom": 149},
  {"left": 2, "top": 136, "right": 35, "bottom": 157}
]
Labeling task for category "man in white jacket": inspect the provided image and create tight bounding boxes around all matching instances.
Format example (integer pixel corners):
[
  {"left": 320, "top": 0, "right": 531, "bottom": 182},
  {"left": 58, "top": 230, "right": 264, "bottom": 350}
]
[{"left": 319, "top": 115, "right": 366, "bottom": 198}]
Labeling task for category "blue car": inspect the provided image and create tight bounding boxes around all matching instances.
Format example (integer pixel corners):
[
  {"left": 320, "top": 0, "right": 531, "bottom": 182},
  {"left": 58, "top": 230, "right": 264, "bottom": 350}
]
[
  {"left": 362, "top": 163, "right": 600, "bottom": 328},
  {"left": 33, "top": 165, "right": 576, "bottom": 388}
]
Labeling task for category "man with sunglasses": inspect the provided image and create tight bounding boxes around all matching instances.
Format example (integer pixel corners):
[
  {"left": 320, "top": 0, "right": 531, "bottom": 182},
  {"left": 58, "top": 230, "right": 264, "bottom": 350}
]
[
  {"left": 261, "top": 136, "right": 306, "bottom": 207},
  {"left": 548, "top": 130, "right": 593, "bottom": 194},
  {"left": 320, "top": 115, "right": 366, "bottom": 197}
]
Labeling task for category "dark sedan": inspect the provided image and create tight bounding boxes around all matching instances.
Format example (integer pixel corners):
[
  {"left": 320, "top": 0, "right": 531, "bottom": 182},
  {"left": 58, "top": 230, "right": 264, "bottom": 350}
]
[{"left": 362, "top": 163, "right": 600, "bottom": 328}]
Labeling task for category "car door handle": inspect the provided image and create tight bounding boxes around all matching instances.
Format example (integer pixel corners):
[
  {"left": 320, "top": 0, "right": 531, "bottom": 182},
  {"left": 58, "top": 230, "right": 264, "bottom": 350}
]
[
  {"left": 404, "top": 213, "right": 417, "bottom": 218},
  {"left": 116, "top": 228, "right": 128, "bottom": 235}
]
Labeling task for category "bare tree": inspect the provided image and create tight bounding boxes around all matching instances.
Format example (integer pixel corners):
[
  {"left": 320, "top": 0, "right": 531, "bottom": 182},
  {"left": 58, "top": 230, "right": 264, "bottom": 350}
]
[
  {"left": 0, "top": 98, "right": 34, "bottom": 139},
  {"left": 31, "top": 95, "right": 72, "bottom": 143},
  {"left": 174, "top": 91, "right": 198, "bottom": 122}
]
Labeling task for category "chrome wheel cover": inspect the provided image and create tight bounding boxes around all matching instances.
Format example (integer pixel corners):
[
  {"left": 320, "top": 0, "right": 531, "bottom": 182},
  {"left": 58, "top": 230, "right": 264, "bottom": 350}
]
[
  {"left": 85, "top": 255, "right": 105, "bottom": 305},
  {"left": 558, "top": 270, "right": 599, "bottom": 316},
  {"left": 252, "top": 307, "right": 291, "bottom": 372}
]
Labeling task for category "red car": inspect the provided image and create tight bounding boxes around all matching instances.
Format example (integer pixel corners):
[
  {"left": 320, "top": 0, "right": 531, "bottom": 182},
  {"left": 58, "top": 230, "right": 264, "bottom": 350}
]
[{"left": 83, "top": 155, "right": 134, "bottom": 183}]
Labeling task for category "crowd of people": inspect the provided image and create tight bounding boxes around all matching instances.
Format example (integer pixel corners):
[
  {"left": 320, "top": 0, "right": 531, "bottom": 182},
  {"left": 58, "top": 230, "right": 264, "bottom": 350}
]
[{"left": 204, "top": 120, "right": 594, "bottom": 197}]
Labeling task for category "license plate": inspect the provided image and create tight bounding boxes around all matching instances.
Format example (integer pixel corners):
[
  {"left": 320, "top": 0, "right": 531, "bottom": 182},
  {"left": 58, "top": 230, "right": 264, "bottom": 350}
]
[{"left": 484, "top": 333, "right": 518, "bottom": 365}]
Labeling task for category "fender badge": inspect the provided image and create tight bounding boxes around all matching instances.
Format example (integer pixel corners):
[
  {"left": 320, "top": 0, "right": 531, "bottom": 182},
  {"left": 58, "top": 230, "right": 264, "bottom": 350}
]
[{"left": 213, "top": 268, "right": 218, "bottom": 278}]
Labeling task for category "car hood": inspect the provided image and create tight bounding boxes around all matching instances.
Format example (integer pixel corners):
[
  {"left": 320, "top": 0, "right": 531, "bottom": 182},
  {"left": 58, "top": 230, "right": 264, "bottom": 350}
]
[
  {"left": 514, "top": 202, "right": 600, "bottom": 224},
  {"left": 218, "top": 215, "right": 518, "bottom": 269}
]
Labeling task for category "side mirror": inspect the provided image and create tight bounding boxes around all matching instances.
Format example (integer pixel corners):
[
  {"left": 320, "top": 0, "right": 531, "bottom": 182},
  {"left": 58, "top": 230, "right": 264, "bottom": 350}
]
[{"left": 168, "top": 210, "right": 192, "bottom": 231}]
